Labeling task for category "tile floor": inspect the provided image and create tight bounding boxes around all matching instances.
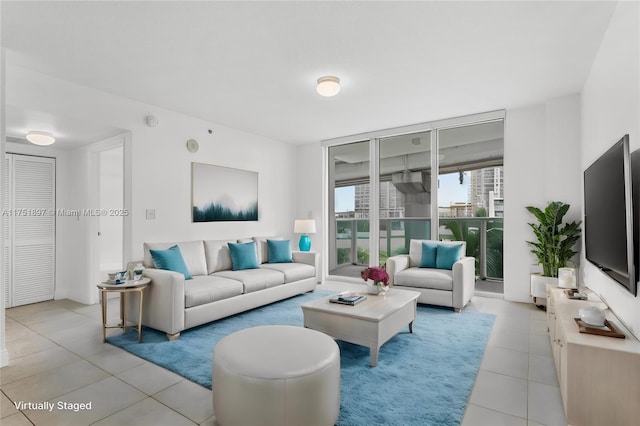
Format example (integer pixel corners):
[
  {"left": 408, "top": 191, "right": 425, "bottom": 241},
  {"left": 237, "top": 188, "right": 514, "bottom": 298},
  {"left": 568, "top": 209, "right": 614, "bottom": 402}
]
[{"left": 1, "top": 280, "right": 566, "bottom": 426}]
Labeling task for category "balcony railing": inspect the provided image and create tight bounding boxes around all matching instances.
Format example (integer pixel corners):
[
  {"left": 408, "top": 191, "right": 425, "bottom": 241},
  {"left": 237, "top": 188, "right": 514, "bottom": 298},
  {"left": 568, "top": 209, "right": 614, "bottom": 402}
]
[{"left": 333, "top": 217, "right": 504, "bottom": 280}]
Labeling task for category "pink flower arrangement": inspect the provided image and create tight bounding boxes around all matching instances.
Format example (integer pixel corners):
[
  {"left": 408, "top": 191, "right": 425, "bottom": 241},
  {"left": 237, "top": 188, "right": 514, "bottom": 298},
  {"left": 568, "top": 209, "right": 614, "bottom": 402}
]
[{"left": 361, "top": 266, "right": 389, "bottom": 287}]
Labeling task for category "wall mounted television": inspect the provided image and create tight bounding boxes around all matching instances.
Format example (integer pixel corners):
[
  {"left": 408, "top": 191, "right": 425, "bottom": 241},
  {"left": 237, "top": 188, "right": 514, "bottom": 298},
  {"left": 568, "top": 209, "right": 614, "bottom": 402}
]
[{"left": 583, "top": 134, "right": 637, "bottom": 296}]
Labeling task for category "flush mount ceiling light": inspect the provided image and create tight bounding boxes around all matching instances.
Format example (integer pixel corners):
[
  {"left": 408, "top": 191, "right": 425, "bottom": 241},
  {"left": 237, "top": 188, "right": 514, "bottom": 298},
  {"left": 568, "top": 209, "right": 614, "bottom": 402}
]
[
  {"left": 316, "top": 76, "right": 340, "bottom": 97},
  {"left": 26, "top": 131, "right": 55, "bottom": 146}
]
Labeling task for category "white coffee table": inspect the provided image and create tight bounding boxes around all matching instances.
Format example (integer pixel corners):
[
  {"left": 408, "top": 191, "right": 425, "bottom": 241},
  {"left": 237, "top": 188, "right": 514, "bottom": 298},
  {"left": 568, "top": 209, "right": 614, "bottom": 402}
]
[{"left": 301, "top": 288, "right": 420, "bottom": 367}]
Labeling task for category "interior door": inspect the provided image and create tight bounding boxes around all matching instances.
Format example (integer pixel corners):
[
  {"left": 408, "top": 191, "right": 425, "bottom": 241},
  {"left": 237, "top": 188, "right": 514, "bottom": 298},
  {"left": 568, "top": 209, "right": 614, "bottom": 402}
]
[
  {"left": 4, "top": 154, "right": 56, "bottom": 307},
  {"left": 96, "top": 145, "right": 124, "bottom": 282}
]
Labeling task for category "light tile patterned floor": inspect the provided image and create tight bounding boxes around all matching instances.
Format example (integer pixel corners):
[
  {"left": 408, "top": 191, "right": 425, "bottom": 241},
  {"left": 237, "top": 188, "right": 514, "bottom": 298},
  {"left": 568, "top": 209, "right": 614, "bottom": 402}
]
[{"left": 1, "top": 280, "right": 566, "bottom": 425}]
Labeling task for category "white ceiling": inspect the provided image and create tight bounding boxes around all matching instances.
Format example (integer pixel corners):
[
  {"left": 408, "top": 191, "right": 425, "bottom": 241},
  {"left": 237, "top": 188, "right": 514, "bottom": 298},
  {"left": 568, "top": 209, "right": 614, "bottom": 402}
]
[{"left": 1, "top": 1, "right": 617, "bottom": 146}]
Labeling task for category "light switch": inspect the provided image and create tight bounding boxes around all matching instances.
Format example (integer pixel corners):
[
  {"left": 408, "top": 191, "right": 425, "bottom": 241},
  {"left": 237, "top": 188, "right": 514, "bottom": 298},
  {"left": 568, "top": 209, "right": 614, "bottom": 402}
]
[{"left": 146, "top": 209, "right": 156, "bottom": 220}]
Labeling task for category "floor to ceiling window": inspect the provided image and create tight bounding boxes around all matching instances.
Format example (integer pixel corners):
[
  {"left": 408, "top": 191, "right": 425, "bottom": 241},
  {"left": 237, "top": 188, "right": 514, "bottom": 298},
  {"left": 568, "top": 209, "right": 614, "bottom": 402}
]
[
  {"left": 325, "top": 111, "right": 504, "bottom": 291},
  {"left": 328, "top": 140, "right": 370, "bottom": 278},
  {"left": 378, "top": 131, "right": 431, "bottom": 267},
  {"left": 437, "top": 122, "right": 504, "bottom": 291}
]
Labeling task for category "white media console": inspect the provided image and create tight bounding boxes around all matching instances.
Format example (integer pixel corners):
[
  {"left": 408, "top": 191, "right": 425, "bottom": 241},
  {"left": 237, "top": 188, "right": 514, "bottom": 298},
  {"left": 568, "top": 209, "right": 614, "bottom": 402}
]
[{"left": 546, "top": 286, "right": 640, "bottom": 425}]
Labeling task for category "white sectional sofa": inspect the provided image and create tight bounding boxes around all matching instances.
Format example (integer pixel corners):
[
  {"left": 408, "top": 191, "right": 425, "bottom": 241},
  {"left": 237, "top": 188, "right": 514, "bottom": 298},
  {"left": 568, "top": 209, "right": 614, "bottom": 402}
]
[
  {"left": 385, "top": 239, "right": 475, "bottom": 312},
  {"left": 125, "top": 237, "right": 318, "bottom": 339}
]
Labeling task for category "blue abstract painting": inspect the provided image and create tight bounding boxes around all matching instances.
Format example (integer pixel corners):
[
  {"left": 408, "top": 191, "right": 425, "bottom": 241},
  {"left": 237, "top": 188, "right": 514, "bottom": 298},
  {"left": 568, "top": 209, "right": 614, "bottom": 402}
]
[{"left": 192, "top": 162, "right": 258, "bottom": 222}]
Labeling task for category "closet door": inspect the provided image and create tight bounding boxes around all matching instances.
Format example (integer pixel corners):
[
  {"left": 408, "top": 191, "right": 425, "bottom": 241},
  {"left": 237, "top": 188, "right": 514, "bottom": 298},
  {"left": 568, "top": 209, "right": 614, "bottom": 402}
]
[
  {"left": 2, "top": 155, "right": 10, "bottom": 306},
  {"left": 5, "top": 154, "right": 56, "bottom": 307}
]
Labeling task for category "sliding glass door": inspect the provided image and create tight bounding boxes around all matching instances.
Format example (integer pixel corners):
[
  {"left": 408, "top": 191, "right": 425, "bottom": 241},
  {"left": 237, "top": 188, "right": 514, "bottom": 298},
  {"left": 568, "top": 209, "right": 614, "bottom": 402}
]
[
  {"left": 326, "top": 112, "right": 504, "bottom": 288},
  {"left": 328, "top": 141, "right": 370, "bottom": 278},
  {"left": 378, "top": 131, "right": 431, "bottom": 266},
  {"left": 437, "top": 121, "right": 504, "bottom": 283}
]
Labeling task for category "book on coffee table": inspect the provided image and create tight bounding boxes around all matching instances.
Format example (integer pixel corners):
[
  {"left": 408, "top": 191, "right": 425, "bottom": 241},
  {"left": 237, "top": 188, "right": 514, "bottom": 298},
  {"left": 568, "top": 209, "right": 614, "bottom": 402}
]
[{"left": 329, "top": 293, "right": 367, "bottom": 306}]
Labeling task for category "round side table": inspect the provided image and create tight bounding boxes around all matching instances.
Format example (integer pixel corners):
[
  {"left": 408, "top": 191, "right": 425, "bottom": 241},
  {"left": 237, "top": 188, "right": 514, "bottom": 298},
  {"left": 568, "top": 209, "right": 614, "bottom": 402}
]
[{"left": 97, "top": 278, "right": 150, "bottom": 343}]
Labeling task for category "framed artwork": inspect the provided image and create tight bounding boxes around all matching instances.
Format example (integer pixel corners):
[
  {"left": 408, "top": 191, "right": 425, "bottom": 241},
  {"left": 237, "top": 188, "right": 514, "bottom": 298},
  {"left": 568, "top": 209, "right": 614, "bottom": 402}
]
[{"left": 191, "top": 162, "right": 259, "bottom": 222}]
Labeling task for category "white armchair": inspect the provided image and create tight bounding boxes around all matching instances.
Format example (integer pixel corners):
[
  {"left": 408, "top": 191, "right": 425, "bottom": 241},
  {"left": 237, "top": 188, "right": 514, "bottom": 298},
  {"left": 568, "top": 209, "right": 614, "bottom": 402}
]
[{"left": 386, "top": 239, "right": 475, "bottom": 312}]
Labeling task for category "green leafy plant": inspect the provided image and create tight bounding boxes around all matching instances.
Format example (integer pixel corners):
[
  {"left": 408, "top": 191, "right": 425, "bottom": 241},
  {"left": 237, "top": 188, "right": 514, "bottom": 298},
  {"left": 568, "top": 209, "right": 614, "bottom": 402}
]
[{"left": 526, "top": 201, "right": 581, "bottom": 277}]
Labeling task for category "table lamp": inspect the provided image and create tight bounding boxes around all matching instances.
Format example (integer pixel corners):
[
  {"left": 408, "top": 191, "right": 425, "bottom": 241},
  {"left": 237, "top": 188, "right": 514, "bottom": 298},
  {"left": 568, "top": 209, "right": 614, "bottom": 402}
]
[{"left": 294, "top": 219, "right": 316, "bottom": 251}]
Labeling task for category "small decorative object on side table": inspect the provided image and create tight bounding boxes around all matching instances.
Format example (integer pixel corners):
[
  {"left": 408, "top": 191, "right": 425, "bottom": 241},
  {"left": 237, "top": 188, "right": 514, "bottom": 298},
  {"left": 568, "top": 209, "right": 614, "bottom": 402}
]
[
  {"left": 361, "top": 266, "right": 390, "bottom": 295},
  {"left": 97, "top": 278, "right": 150, "bottom": 343}
]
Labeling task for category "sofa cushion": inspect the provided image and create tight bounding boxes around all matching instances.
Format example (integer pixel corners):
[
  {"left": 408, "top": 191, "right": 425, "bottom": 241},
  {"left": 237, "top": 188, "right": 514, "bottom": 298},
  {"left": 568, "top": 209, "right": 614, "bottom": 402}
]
[
  {"left": 260, "top": 263, "right": 314, "bottom": 283},
  {"left": 436, "top": 243, "right": 464, "bottom": 270},
  {"left": 149, "top": 245, "right": 193, "bottom": 280},
  {"left": 184, "top": 275, "right": 244, "bottom": 308},
  {"left": 419, "top": 241, "right": 438, "bottom": 268},
  {"left": 204, "top": 239, "right": 235, "bottom": 274},
  {"left": 213, "top": 269, "right": 285, "bottom": 293},
  {"left": 394, "top": 267, "right": 454, "bottom": 291},
  {"left": 144, "top": 241, "right": 208, "bottom": 276},
  {"left": 409, "top": 239, "right": 467, "bottom": 268},
  {"left": 252, "top": 236, "right": 282, "bottom": 264},
  {"left": 267, "top": 239, "right": 293, "bottom": 263},
  {"left": 228, "top": 242, "right": 260, "bottom": 271}
]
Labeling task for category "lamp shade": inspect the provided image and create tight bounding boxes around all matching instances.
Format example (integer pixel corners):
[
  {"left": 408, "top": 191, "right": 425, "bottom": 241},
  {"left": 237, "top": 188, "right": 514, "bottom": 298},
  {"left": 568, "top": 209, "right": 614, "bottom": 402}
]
[
  {"left": 294, "top": 219, "right": 316, "bottom": 234},
  {"left": 26, "top": 131, "right": 55, "bottom": 146}
]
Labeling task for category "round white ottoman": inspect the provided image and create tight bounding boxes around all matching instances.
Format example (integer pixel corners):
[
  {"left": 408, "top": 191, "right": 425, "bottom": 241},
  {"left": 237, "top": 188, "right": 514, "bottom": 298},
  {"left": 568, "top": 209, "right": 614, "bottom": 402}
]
[{"left": 212, "top": 325, "right": 340, "bottom": 426}]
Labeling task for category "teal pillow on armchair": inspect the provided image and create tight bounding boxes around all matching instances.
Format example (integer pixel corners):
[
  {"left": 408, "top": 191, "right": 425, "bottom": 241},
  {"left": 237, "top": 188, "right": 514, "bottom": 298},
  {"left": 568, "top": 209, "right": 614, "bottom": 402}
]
[
  {"left": 419, "top": 241, "right": 438, "bottom": 268},
  {"left": 436, "top": 243, "right": 464, "bottom": 270}
]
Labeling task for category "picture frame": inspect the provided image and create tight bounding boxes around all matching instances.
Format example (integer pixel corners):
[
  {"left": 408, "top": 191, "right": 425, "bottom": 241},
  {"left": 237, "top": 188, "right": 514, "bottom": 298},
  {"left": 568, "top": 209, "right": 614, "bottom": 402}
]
[{"left": 191, "top": 162, "right": 259, "bottom": 222}]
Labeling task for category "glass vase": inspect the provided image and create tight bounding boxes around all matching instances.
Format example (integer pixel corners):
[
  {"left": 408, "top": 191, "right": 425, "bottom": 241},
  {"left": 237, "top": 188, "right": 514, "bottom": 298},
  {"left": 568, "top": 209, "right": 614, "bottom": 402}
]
[{"left": 366, "top": 281, "right": 383, "bottom": 295}]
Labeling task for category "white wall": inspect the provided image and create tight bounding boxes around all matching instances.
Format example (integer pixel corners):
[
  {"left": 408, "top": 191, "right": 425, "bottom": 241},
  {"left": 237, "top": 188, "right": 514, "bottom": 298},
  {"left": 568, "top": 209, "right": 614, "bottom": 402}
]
[
  {"left": 7, "top": 67, "right": 298, "bottom": 304},
  {"left": 504, "top": 94, "right": 582, "bottom": 303},
  {"left": 99, "top": 145, "right": 124, "bottom": 271},
  {"left": 581, "top": 1, "right": 639, "bottom": 338},
  {"left": 296, "top": 143, "right": 324, "bottom": 274}
]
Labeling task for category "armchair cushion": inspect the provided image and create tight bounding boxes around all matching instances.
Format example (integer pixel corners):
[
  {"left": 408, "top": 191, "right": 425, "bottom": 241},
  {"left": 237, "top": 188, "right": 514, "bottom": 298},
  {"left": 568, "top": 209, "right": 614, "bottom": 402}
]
[
  {"left": 395, "top": 267, "right": 454, "bottom": 291},
  {"left": 436, "top": 243, "right": 464, "bottom": 270},
  {"left": 409, "top": 239, "right": 467, "bottom": 267},
  {"left": 419, "top": 241, "right": 438, "bottom": 268}
]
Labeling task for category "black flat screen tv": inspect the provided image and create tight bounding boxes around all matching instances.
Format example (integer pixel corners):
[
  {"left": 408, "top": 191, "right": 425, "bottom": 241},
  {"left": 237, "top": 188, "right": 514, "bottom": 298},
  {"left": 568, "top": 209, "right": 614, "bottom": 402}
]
[{"left": 583, "top": 134, "right": 637, "bottom": 296}]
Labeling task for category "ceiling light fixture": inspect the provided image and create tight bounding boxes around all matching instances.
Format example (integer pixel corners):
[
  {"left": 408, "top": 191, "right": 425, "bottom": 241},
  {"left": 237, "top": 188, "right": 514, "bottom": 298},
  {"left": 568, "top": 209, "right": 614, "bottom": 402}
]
[
  {"left": 316, "top": 76, "right": 340, "bottom": 97},
  {"left": 26, "top": 131, "right": 55, "bottom": 146}
]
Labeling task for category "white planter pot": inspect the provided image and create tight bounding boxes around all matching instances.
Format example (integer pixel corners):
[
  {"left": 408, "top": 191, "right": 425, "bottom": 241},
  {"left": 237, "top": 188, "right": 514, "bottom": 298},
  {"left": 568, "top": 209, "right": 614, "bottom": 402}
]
[{"left": 530, "top": 273, "right": 558, "bottom": 298}]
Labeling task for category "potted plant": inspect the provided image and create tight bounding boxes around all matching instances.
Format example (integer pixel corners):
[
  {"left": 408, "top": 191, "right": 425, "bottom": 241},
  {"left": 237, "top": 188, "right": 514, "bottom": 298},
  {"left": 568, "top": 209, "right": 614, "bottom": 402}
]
[{"left": 526, "top": 201, "right": 581, "bottom": 303}]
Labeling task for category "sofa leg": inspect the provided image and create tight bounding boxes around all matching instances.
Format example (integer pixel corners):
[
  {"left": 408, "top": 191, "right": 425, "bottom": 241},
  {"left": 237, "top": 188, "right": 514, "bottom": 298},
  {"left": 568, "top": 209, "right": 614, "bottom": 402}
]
[
  {"left": 166, "top": 332, "right": 181, "bottom": 341},
  {"left": 454, "top": 308, "right": 461, "bottom": 313}
]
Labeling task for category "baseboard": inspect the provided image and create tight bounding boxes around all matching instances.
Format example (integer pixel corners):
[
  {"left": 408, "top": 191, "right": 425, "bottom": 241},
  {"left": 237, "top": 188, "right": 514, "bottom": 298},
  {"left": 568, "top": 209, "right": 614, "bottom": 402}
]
[{"left": 474, "top": 290, "right": 504, "bottom": 300}]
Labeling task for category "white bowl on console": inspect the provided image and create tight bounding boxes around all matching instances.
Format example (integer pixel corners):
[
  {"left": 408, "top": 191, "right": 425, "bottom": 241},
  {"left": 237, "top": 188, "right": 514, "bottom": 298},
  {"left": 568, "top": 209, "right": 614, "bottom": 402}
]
[{"left": 578, "top": 306, "right": 606, "bottom": 327}]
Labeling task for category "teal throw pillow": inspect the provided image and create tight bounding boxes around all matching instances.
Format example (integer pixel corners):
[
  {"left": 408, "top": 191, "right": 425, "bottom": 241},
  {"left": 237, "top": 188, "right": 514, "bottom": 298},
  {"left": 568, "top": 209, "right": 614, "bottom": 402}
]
[
  {"left": 267, "top": 239, "right": 292, "bottom": 263},
  {"left": 419, "top": 241, "right": 438, "bottom": 268},
  {"left": 149, "top": 245, "right": 192, "bottom": 279},
  {"left": 228, "top": 241, "right": 260, "bottom": 271},
  {"left": 436, "top": 243, "right": 464, "bottom": 270}
]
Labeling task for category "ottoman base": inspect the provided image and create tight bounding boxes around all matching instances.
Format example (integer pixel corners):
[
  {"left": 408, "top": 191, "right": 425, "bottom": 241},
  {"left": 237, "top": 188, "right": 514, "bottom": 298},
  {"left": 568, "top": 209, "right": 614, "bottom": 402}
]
[{"left": 212, "top": 325, "right": 340, "bottom": 426}]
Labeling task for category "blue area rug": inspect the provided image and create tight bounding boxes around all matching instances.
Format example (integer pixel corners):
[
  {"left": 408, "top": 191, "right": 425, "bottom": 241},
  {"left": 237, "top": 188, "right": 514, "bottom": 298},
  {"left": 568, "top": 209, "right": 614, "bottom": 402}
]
[{"left": 108, "top": 291, "right": 495, "bottom": 425}]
